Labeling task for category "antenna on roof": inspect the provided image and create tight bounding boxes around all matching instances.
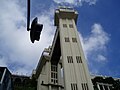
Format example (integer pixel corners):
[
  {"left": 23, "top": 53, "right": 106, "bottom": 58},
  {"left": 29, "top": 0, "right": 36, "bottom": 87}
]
[{"left": 27, "top": 0, "right": 43, "bottom": 43}]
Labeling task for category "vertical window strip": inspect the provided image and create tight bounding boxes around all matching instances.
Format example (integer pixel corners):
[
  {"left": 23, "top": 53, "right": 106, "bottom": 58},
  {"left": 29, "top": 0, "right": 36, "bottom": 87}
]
[
  {"left": 71, "top": 56, "right": 73, "bottom": 63},
  {"left": 81, "top": 83, "right": 89, "bottom": 90},
  {"left": 51, "top": 79, "right": 53, "bottom": 82},
  {"left": 84, "top": 83, "right": 86, "bottom": 90},
  {"left": 86, "top": 83, "right": 89, "bottom": 90},
  {"left": 76, "top": 56, "right": 82, "bottom": 63},
  {"left": 80, "top": 57, "right": 82, "bottom": 63},
  {"left": 67, "top": 56, "right": 73, "bottom": 63},
  {"left": 71, "top": 83, "right": 78, "bottom": 90},
  {"left": 67, "top": 56, "right": 69, "bottom": 63},
  {"left": 71, "top": 84, "right": 73, "bottom": 90},
  {"left": 76, "top": 56, "right": 78, "bottom": 63},
  {"left": 70, "top": 56, "right": 71, "bottom": 63},
  {"left": 81, "top": 83, "right": 84, "bottom": 90},
  {"left": 55, "top": 79, "right": 57, "bottom": 83},
  {"left": 75, "top": 84, "right": 78, "bottom": 90},
  {"left": 51, "top": 72, "right": 54, "bottom": 78},
  {"left": 56, "top": 73, "right": 57, "bottom": 80},
  {"left": 51, "top": 65, "right": 58, "bottom": 84},
  {"left": 73, "top": 84, "right": 76, "bottom": 90}
]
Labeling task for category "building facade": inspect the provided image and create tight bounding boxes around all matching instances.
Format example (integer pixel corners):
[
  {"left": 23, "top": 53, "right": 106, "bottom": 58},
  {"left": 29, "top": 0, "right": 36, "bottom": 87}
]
[
  {"left": 35, "top": 7, "right": 94, "bottom": 90},
  {"left": 91, "top": 75, "right": 120, "bottom": 90},
  {"left": 12, "top": 74, "right": 36, "bottom": 90},
  {"left": 0, "top": 67, "right": 13, "bottom": 90}
]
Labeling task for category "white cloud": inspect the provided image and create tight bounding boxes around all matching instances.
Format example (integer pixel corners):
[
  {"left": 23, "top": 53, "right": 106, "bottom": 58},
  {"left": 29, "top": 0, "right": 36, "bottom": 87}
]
[
  {"left": 79, "top": 23, "right": 110, "bottom": 74},
  {"left": 84, "top": 0, "right": 97, "bottom": 5},
  {"left": 53, "top": 0, "right": 97, "bottom": 6},
  {"left": 0, "top": 0, "right": 55, "bottom": 74},
  {"left": 97, "top": 54, "right": 107, "bottom": 62},
  {"left": 83, "top": 23, "right": 109, "bottom": 58}
]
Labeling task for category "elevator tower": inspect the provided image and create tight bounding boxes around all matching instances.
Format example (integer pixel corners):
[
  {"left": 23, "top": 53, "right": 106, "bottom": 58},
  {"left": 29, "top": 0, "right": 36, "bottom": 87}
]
[
  {"left": 36, "top": 7, "right": 94, "bottom": 90},
  {"left": 54, "top": 7, "right": 94, "bottom": 90}
]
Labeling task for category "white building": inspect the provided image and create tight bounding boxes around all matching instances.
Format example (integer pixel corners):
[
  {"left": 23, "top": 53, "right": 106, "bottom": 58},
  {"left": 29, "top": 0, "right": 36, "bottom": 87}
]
[{"left": 35, "top": 7, "right": 94, "bottom": 90}]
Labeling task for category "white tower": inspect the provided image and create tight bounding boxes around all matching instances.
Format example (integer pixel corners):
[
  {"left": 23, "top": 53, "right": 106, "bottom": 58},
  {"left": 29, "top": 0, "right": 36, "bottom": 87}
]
[
  {"left": 54, "top": 7, "right": 94, "bottom": 90},
  {"left": 35, "top": 7, "right": 94, "bottom": 90}
]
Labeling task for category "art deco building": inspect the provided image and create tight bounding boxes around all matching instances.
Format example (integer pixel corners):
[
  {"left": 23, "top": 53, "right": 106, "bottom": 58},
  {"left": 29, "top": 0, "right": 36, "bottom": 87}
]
[{"left": 35, "top": 7, "right": 94, "bottom": 90}]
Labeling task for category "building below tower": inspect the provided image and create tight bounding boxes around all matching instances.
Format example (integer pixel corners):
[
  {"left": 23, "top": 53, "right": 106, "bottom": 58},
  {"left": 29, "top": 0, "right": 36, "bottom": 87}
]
[{"left": 0, "top": 67, "right": 13, "bottom": 90}]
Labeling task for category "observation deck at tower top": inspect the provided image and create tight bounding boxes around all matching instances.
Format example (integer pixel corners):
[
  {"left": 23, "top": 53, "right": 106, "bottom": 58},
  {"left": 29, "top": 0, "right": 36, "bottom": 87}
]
[{"left": 54, "top": 6, "right": 78, "bottom": 26}]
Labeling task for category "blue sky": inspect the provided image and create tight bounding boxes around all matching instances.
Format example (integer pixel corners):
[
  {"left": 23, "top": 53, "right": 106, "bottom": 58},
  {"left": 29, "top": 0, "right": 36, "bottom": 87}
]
[{"left": 0, "top": 0, "right": 120, "bottom": 77}]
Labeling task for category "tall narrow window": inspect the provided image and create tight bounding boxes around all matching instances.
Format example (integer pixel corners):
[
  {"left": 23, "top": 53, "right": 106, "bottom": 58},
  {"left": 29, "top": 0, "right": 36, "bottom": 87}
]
[
  {"left": 81, "top": 83, "right": 89, "bottom": 90},
  {"left": 67, "top": 56, "right": 73, "bottom": 63},
  {"left": 84, "top": 83, "right": 87, "bottom": 90},
  {"left": 81, "top": 83, "right": 85, "bottom": 90},
  {"left": 71, "top": 84, "right": 73, "bottom": 90},
  {"left": 75, "top": 84, "right": 78, "bottom": 90},
  {"left": 86, "top": 83, "right": 89, "bottom": 90},
  {"left": 51, "top": 65, "right": 58, "bottom": 84},
  {"left": 76, "top": 56, "right": 82, "bottom": 63},
  {"left": 72, "top": 38, "right": 77, "bottom": 43},
  {"left": 71, "top": 83, "right": 78, "bottom": 90},
  {"left": 65, "top": 37, "right": 70, "bottom": 42}
]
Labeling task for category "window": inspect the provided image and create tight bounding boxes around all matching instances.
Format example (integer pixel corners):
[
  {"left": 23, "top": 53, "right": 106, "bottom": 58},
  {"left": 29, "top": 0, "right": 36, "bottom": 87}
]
[
  {"left": 71, "top": 83, "right": 78, "bottom": 90},
  {"left": 67, "top": 56, "right": 73, "bottom": 63},
  {"left": 63, "top": 24, "right": 67, "bottom": 28},
  {"left": 71, "top": 83, "right": 73, "bottom": 90},
  {"left": 76, "top": 56, "right": 82, "bottom": 63},
  {"left": 56, "top": 80, "right": 58, "bottom": 83},
  {"left": 51, "top": 79, "right": 53, "bottom": 82},
  {"left": 81, "top": 83, "right": 84, "bottom": 90},
  {"left": 72, "top": 38, "right": 77, "bottom": 43},
  {"left": 69, "top": 24, "right": 73, "bottom": 28},
  {"left": 51, "top": 65, "right": 58, "bottom": 84},
  {"left": 51, "top": 72, "right": 54, "bottom": 78},
  {"left": 81, "top": 83, "right": 89, "bottom": 90},
  {"left": 85, "top": 83, "right": 89, "bottom": 90},
  {"left": 65, "top": 37, "right": 70, "bottom": 42}
]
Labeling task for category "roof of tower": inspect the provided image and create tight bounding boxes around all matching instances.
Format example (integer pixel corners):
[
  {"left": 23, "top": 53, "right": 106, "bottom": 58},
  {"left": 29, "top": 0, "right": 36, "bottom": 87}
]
[{"left": 54, "top": 7, "right": 78, "bottom": 26}]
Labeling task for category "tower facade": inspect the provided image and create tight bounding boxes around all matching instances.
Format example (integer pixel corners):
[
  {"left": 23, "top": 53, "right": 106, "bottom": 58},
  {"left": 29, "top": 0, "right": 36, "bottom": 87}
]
[
  {"left": 36, "top": 7, "right": 94, "bottom": 90},
  {"left": 54, "top": 7, "right": 94, "bottom": 90}
]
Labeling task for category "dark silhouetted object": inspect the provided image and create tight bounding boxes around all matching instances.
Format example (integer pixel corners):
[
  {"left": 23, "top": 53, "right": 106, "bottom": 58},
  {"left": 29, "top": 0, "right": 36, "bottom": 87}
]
[
  {"left": 27, "top": 0, "right": 43, "bottom": 43},
  {"left": 30, "top": 17, "right": 43, "bottom": 43}
]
